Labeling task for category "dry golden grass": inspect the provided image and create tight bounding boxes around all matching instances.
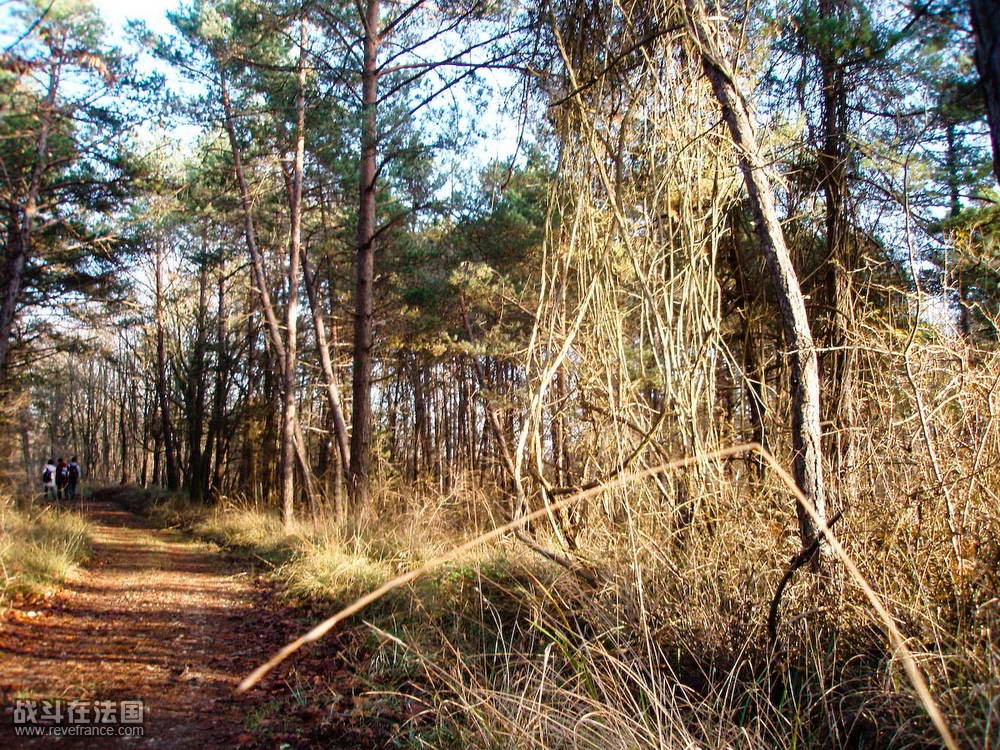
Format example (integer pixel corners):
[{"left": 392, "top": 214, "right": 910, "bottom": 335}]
[
  {"left": 141, "top": 437, "right": 997, "bottom": 748},
  {"left": 0, "top": 496, "right": 92, "bottom": 602}
]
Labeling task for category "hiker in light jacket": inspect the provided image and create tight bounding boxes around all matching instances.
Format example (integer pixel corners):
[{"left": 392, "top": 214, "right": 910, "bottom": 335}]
[{"left": 42, "top": 459, "right": 57, "bottom": 501}]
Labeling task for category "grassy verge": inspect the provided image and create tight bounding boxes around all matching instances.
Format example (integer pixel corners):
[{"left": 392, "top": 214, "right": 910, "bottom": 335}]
[
  {"left": 0, "top": 496, "right": 91, "bottom": 604},
  {"left": 112, "top": 485, "right": 549, "bottom": 627},
  {"left": 109, "top": 485, "right": 554, "bottom": 746}
]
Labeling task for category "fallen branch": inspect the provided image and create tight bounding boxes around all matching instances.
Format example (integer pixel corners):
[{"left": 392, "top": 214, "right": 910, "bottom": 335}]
[{"left": 236, "top": 443, "right": 756, "bottom": 693}]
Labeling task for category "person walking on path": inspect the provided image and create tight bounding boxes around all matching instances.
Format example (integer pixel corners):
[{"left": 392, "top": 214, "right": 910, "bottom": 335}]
[
  {"left": 41, "top": 459, "right": 56, "bottom": 501},
  {"left": 55, "top": 457, "right": 69, "bottom": 501},
  {"left": 67, "top": 456, "right": 81, "bottom": 501}
]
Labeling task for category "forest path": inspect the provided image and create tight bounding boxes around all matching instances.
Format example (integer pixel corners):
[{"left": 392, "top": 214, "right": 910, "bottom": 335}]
[{"left": 0, "top": 499, "right": 282, "bottom": 748}]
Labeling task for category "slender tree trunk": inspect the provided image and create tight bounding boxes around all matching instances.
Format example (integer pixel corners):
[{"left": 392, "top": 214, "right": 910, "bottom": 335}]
[
  {"left": 20, "top": 404, "right": 32, "bottom": 487},
  {"left": 552, "top": 367, "right": 567, "bottom": 486},
  {"left": 413, "top": 361, "right": 427, "bottom": 480},
  {"left": 220, "top": 64, "right": 315, "bottom": 515},
  {"left": 85, "top": 361, "right": 97, "bottom": 480},
  {"left": 186, "top": 261, "right": 210, "bottom": 501},
  {"left": 152, "top": 425, "right": 162, "bottom": 488},
  {"left": 944, "top": 122, "right": 974, "bottom": 339},
  {"left": 220, "top": 74, "right": 287, "bottom": 365},
  {"left": 972, "top": 0, "right": 1000, "bottom": 186},
  {"left": 457, "top": 362, "right": 469, "bottom": 474},
  {"left": 0, "top": 215, "right": 29, "bottom": 387},
  {"left": 155, "top": 243, "right": 180, "bottom": 491},
  {"left": 817, "top": 0, "right": 857, "bottom": 506},
  {"left": 140, "top": 386, "right": 151, "bottom": 487},
  {"left": 67, "top": 374, "right": 80, "bottom": 461},
  {"left": 280, "top": 22, "right": 307, "bottom": 529},
  {"left": 208, "top": 274, "right": 229, "bottom": 499},
  {"left": 350, "top": 0, "right": 381, "bottom": 511},
  {"left": 443, "top": 367, "right": 454, "bottom": 489},
  {"left": 744, "top": 324, "right": 768, "bottom": 479},
  {"left": 119, "top": 375, "right": 130, "bottom": 485},
  {"left": 685, "top": 1, "right": 827, "bottom": 553},
  {"left": 301, "top": 249, "right": 350, "bottom": 474}
]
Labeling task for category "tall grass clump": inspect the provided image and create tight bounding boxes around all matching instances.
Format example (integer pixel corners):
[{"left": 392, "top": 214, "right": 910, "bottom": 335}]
[
  {"left": 281, "top": 540, "right": 396, "bottom": 607},
  {"left": 0, "top": 496, "right": 91, "bottom": 601},
  {"left": 190, "top": 503, "right": 294, "bottom": 560}
]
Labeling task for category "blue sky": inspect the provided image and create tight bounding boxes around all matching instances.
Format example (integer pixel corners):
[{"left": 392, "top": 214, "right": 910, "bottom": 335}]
[{"left": 96, "top": 0, "right": 177, "bottom": 37}]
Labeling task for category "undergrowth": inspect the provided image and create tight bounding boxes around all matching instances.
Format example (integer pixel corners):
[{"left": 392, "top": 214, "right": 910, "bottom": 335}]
[{"left": 111, "top": 416, "right": 1000, "bottom": 750}]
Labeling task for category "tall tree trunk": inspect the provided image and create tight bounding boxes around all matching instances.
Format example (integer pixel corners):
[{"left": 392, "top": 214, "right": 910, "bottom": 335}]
[
  {"left": 208, "top": 274, "right": 229, "bottom": 499},
  {"left": 119, "top": 375, "right": 130, "bottom": 485},
  {"left": 971, "top": 0, "right": 1000, "bottom": 186},
  {"left": 20, "top": 404, "right": 32, "bottom": 487},
  {"left": 413, "top": 361, "right": 427, "bottom": 480},
  {"left": 300, "top": 250, "right": 350, "bottom": 476},
  {"left": 685, "top": 1, "right": 827, "bottom": 554},
  {"left": 945, "top": 122, "right": 974, "bottom": 339},
  {"left": 220, "top": 73, "right": 287, "bottom": 365},
  {"left": 350, "top": 0, "right": 380, "bottom": 511},
  {"left": 0, "top": 42, "right": 63, "bottom": 384},
  {"left": 220, "top": 64, "right": 315, "bottom": 515},
  {"left": 187, "top": 261, "right": 210, "bottom": 502},
  {"left": 152, "top": 425, "right": 162, "bottom": 488},
  {"left": 552, "top": 366, "right": 568, "bottom": 486},
  {"left": 744, "top": 323, "right": 768, "bottom": 479},
  {"left": 0, "top": 216, "right": 27, "bottom": 388},
  {"left": 140, "top": 385, "right": 151, "bottom": 487}
]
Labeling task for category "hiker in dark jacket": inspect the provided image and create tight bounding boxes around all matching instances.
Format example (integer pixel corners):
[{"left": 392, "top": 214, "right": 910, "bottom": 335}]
[
  {"left": 55, "top": 457, "right": 69, "bottom": 501},
  {"left": 67, "top": 457, "right": 81, "bottom": 501}
]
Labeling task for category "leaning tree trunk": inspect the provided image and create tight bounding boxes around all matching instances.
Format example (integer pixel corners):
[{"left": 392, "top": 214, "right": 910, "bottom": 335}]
[
  {"left": 684, "top": 0, "right": 827, "bottom": 554},
  {"left": 220, "top": 64, "right": 316, "bottom": 521},
  {"left": 972, "top": 0, "right": 1000, "bottom": 186},
  {"left": 300, "top": 250, "right": 350, "bottom": 488}
]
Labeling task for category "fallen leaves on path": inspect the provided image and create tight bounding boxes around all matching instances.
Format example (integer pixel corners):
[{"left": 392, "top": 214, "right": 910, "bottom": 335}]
[{"left": 0, "top": 499, "right": 385, "bottom": 749}]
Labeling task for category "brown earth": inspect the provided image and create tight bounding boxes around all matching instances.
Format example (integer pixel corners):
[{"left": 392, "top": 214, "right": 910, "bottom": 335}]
[{"left": 0, "top": 499, "right": 376, "bottom": 749}]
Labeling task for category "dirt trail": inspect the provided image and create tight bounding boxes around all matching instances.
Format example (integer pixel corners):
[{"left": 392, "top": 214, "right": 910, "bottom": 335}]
[{"left": 0, "top": 500, "right": 280, "bottom": 748}]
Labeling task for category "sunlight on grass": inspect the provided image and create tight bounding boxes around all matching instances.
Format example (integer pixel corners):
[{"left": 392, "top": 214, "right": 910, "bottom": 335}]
[
  {"left": 282, "top": 541, "right": 395, "bottom": 606},
  {"left": 0, "top": 497, "right": 91, "bottom": 601},
  {"left": 192, "top": 508, "right": 292, "bottom": 555}
]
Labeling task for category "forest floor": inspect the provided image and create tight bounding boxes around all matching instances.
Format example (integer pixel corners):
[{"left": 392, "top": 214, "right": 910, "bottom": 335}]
[{"left": 0, "top": 497, "right": 381, "bottom": 749}]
